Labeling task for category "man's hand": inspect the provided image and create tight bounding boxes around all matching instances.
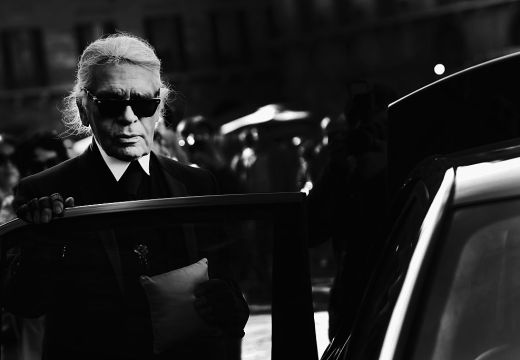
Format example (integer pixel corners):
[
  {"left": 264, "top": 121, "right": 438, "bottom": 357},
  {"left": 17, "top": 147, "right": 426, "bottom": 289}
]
[
  {"left": 194, "top": 279, "right": 249, "bottom": 337},
  {"left": 16, "top": 193, "right": 75, "bottom": 224}
]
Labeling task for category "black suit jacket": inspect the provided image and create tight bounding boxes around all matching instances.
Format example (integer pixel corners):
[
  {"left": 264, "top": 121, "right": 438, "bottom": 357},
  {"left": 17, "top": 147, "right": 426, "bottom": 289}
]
[
  {"left": 6, "top": 143, "right": 239, "bottom": 360},
  {"left": 13, "top": 142, "right": 217, "bottom": 206}
]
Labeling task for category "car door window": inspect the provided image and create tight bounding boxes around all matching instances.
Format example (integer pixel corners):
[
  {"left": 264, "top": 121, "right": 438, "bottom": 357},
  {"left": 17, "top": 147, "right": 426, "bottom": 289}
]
[
  {"left": 409, "top": 198, "right": 520, "bottom": 360},
  {"left": 342, "top": 181, "right": 430, "bottom": 360},
  {"left": 0, "top": 193, "right": 317, "bottom": 360}
]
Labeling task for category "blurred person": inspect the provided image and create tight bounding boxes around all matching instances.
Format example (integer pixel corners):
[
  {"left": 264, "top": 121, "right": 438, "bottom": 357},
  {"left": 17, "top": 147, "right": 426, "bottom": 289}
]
[
  {"left": 231, "top": 127, "right": 263, "bottom": 192},
  {"left": 177, "top": 115, "right": 242, "bottom": 194},
  {"left": 0, "top": 154, "right": 20, "bottom": 224},
  {"left": 14, "top": 131, "right": 70, "bottom": 178},
  {"left": 265, "top": 137, "right": 301, "bottom": 192},
  {"left": 0, "top": 134, "right": 22, "bottom": 223},
  {"left": 230, "top": 125, "right": 303, "bottom": 303},
  {"left": 307, "top": 80, "right": 397, "bottom": 339},
  {"left": 152, "top": 117, "right": 190, "bottom": 163},
  {"left": 3, "top": 33, "right": 248, "bottom": 360},
  {"left": 231, "top": 126, "right": 300, "bottom": 193},
  {"left": 0, "top": 134, "right": 17, "bottom": 159},
  {"left": 0, "top": 145, "right": 42, "bottom": 360},
  {"left": 152, "top": 102, "right": 190, "bottom": 163},
  {"left": 296, "top": 136, "right": 328, "bottom": 195}
]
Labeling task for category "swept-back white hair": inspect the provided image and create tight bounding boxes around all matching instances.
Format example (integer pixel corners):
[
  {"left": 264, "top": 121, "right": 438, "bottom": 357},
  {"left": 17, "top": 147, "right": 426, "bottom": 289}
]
[{"left": 61, "top": 33, "right": 173, "bottom": 136}]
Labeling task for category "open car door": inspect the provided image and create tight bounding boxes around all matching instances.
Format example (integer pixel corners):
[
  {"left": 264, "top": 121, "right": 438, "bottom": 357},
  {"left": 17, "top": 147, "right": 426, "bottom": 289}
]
[{"left": 0, "top": 193, "right": 318, "bottom": 360}]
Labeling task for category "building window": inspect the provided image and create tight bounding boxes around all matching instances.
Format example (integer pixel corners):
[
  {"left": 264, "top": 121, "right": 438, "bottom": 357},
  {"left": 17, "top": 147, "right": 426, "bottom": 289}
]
[
  {"left": 75, "top": 22, "right": 116, "bottom": 55},
  {"left": 144, "top": 15, "right": 187, "bottom": 73},
  {"left": 209, "top": 10, "right": 251, "bottom": 67},
  {"left": 1, "top": 28, "right": 47, "bottom": 89}
]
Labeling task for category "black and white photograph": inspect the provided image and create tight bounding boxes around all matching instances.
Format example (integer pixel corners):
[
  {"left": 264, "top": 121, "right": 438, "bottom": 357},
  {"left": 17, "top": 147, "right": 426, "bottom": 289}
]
[{"left": 1, "top": 1, "right": 520, "bottom": 359}]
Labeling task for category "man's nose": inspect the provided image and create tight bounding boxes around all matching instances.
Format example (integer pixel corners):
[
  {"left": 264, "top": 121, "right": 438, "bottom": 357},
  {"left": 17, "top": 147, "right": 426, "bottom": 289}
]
[{"left": 119, "top": 105, "right": 139, "bottom": 123}]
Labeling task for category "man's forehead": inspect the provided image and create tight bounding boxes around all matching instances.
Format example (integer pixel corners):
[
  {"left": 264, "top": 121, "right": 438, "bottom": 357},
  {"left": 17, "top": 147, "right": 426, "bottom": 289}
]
[{"left": 89, "top": 63, "right": 161, "bottom": 95}]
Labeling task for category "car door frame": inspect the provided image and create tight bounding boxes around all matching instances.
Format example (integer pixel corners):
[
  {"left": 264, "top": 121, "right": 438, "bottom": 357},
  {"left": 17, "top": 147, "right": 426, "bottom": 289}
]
[{"left": 0, "top": 192, "right": 318, "bottom": 360}]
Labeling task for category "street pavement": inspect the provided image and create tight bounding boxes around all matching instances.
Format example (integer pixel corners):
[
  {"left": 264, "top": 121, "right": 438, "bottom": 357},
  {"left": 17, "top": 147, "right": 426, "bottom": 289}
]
[{"left": 242, "top": 311, "right": 329, "bottom": 360}]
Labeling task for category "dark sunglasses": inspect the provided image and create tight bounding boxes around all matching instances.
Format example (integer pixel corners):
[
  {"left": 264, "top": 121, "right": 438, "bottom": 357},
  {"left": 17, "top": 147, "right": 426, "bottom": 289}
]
[{"left": 82, "top": 87, "right": 161, "bottom": 118}]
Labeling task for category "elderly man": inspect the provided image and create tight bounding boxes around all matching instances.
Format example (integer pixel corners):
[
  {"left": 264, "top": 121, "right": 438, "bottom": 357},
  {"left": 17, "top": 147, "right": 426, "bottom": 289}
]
[{"left": 5, "top": 33, "right": 248, "bottom": 360}]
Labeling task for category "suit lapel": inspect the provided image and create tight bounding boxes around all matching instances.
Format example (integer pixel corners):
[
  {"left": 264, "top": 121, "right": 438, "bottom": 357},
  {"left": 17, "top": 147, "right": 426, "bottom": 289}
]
[{"left": 75, "top": 142, "right": 119, "bottom": 205}]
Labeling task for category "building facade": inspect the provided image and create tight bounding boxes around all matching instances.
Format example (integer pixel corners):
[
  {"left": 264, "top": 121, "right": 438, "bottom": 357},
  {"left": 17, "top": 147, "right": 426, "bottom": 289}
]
[{"left": 1, "top": 0, "right": 520, "bottom": 138}]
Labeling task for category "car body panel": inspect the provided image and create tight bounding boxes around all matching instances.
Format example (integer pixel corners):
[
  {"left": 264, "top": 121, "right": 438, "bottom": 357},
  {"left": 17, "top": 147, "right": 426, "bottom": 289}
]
[{"left": 380, "top": 169, "right": 455, "bottom": 360}]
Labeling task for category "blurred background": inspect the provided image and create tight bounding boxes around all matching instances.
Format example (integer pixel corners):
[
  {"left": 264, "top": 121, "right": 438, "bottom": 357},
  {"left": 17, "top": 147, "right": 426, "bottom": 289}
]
[{"left": 1, "top": 0, "right": 520, "bottom": 138}]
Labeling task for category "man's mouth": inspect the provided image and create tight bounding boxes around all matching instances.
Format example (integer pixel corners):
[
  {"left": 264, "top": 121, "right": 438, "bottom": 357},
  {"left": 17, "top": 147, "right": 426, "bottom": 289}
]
[{"left": 116, "top": 135, "right": 141, "bottom": 143}]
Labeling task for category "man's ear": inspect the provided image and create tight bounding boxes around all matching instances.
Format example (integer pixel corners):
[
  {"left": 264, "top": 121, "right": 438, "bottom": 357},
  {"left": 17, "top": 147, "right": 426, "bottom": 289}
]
[{"left": 77, "top": 98, "right": 89, "bottom": 126}]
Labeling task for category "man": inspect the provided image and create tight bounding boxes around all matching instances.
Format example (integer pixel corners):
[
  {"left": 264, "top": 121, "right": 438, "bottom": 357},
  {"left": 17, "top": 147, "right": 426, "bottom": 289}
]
[
  {"left": 307, "top": 81, "right": 393, "bottom": 340},
  {"left": 5, "top": 33, "right": 248, "bottom": 360}
]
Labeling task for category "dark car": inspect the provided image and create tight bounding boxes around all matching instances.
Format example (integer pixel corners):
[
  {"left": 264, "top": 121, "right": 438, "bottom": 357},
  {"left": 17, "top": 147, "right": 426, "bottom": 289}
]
[{"left": 321, "top": 51, "right": 520, "bottom": 360}]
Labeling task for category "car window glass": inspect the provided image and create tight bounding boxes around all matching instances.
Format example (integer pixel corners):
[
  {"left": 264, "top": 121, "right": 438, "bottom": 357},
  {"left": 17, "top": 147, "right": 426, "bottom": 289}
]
[
  {"left": 346, "top": 181, "right": 429, "bottom": 360},
  {"left": 0, "top": 195, "right": 316, "bottom": 360},
  {"left": 410, "top": 198, "right": 520, "bottom": 360}
]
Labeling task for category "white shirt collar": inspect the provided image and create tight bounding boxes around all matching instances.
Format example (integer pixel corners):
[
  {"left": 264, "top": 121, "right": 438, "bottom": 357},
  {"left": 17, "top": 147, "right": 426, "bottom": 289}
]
[{"left": 94, "top": 137, "right": 150, "bottom": 181}]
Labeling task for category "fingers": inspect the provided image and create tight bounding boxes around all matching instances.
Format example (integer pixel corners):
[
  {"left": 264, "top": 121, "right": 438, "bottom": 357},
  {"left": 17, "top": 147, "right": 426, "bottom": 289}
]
[
  {"left": 64, "top": 197, "right": 75, "bottom": 208},
  {"left": 28, "top": 198, "right": 40, "bottom": 223},
  {"left": 194, "top": 279, "right": 247, "bottom": 327},
  {"left": 16, "top": 200, "right": 35, "bottom": 223},
  {"left": 195, "top": 279, "right": 229, "bottom": 297},
  {"left": 194, "top": 296, "right": 217, "bottom": 325},
  {"left": 38, "top": 197, "right": 52, "bottom": 223},
  {"left": 50, "top": 193, "right": 63, "bottom": 215},
  {"left": 17, "top": 193, "right": 74, "bottom": 224}
]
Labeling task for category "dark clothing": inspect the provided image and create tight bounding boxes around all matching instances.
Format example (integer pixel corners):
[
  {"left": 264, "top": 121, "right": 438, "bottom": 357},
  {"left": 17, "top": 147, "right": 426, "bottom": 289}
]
[
  {"left": 307, "top": 115, "right": 389, "bottom": 340},
  {"left": 5, "top": 143, "right": 240, "bottom": 360},
  {"left": 12, "top": 142, "right": 216, "bottom": 207}
]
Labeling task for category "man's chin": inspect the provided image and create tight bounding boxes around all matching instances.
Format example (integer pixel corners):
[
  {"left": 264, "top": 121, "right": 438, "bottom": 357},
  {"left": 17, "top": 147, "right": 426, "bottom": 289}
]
[{"left": 109, "top": 147, "right": 147, "bottom": 161}]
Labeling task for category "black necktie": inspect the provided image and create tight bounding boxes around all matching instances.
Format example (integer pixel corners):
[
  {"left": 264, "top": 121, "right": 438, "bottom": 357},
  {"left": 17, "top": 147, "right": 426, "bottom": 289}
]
[{"left": 119, "top": 160, "right": 144, "bottom": 199}]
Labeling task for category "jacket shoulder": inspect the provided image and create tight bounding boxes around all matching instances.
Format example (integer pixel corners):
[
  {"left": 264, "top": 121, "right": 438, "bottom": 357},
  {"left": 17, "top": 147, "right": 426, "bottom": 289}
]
[
  {"left": 18, "top": 156, "right": 80, "bottom": 188},
  {"left": 14, "top": 156, "right": 82, "bottom": 208},
  {"left": 155, "top": 155, "right": 219, "bottom": 195}
]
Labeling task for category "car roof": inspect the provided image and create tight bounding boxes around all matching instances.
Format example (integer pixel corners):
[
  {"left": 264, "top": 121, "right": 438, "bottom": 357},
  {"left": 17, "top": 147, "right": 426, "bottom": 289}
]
[
  {"left": 416, "top": 137, "right": 520, "bottom": 206},
  {"left": 388, "top": 50, "right": 520, "bottom": 194},
  {"left": 454, "top": 149, "right": 520, "bottom": 206},
  {"left": 399, "top": 138, "right": 520, "bottom": 207}
]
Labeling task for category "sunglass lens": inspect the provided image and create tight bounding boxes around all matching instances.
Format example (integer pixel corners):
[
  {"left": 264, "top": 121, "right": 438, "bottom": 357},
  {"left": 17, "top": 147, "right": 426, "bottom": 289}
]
[
  {"left": 132, "top": 100, "right": 160, "bottom": 117},
  {"left": 98, "top": 101, "right": 127, "bottom": 117},
  {"left": 96, "top": 99, "right": 159, "bottom": 117}
]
